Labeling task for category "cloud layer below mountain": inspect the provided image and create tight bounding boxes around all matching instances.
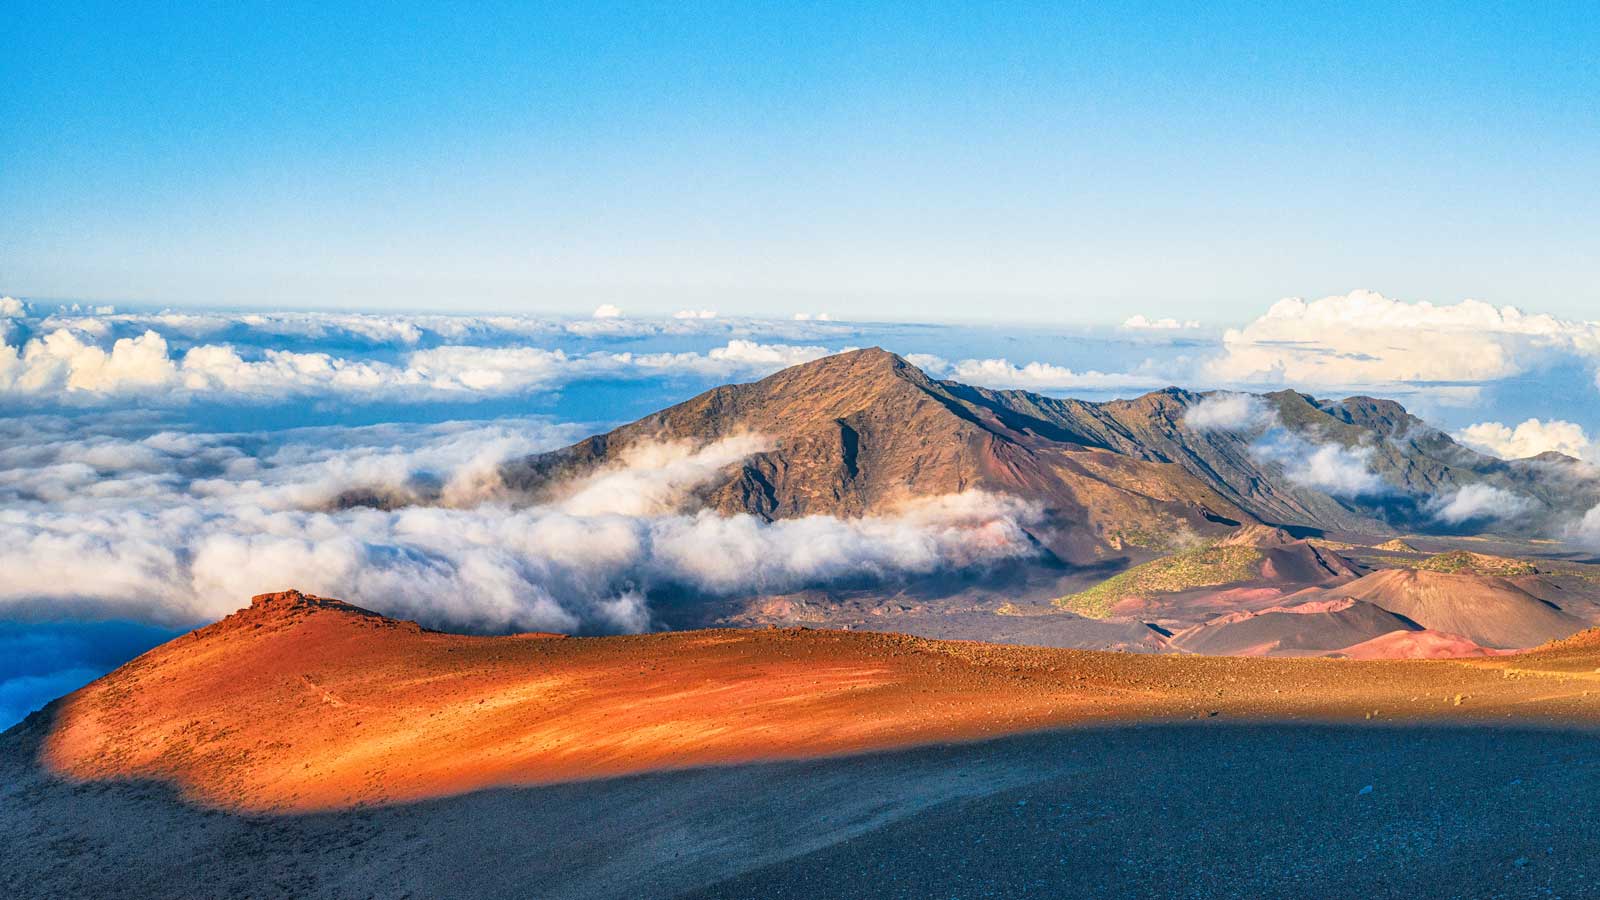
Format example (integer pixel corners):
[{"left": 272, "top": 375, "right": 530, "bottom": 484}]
[{"left": 0, "top": 417, "right": 1042, "bottom": 633}]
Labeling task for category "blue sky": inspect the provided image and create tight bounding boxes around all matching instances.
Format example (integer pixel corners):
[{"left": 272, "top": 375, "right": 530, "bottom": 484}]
[{"left": 4, "top": 2, "right": 1597, "bottom": 321}]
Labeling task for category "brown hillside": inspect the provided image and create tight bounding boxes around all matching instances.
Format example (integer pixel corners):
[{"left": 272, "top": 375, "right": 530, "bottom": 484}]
[{"left": 1319, "top": 568, "right": 1584, "bottom": 649}]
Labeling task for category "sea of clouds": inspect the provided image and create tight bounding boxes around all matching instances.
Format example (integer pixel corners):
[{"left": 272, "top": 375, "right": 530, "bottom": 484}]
[{"left": 0, "top": 415, "right": 1044, "bottom": 634}]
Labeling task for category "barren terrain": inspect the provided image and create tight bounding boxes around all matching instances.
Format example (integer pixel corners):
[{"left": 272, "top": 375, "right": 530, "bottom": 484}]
[{"left": 7, "top": 590, "right": 1600, "bottom": 897}]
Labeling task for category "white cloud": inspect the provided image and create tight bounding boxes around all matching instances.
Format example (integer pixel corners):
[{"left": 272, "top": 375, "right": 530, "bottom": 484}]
[
  {"left": 1427, "top": 484, "right": 1537, "bottom": 525},
  {"left": 0, "top": 327, "right": 838, "bottom": 403},
  {"left": 1454, "top": 419, "right": 1593, "bottom": 462},
  {"left": 1250, "top": 430, "right": 1388, "bottom": 497},
  {"left": 22, "top": 308, "right": 858, "bottom": 351},
  {"left": 910, "top": 355, "right": 1164, "bottom": 392},
  {"left": 3, "top": 329, "right": 179, "bottom": 394},
  {"left": 673, "top": 309, "right": 717, "bottom": 319},
  {"left": 645, "top": 492, "right": 1041, "bottom": 595},
  {"left": 793, "top": 312, "right": 834, "bottom": 321},
  {"left": 1207, "top": 290, "right": 1600, "bottom": 387},
  {"left": 1123, "top": 314, "right": 1200, "bottom": 330},
  {"left": 0, "top": 296, "right": 29, "bottom": 317},
  {"left": 552, "top": 435, "right": 771, "bottom": 517},
  {"left": 1575, "top": 504, "right": 1600, "bottom": 549},
  {"left": 693, "top": 339, "right": 834, "bottom": 370},
  {"left": 0, "top": 418, "right": 1043, "bottom": 633},
  {"left": 591, "top": 304, "right": 624, "bottom": 319},
  {"left": 1183, "top": 392, "right": 1273, "bottom": 432}
]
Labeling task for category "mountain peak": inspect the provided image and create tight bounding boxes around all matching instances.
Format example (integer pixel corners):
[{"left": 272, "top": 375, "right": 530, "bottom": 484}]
[
  {"left": 756, "top": 346, "right": 926, "bottom": 392},
  {"left": 196, "top": 589, "right": 406, "bottom": 638},
  {"left": 247, "top": 589, "right": 373, "bottom": 617}
]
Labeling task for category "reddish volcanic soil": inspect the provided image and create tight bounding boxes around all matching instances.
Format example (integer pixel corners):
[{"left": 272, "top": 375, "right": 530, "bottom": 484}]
[
  {"left": 30, "top": 591, "right": 1600, "bottom": 815},
  {"left": 1336, "top": 629, "right": 1514, "bottom": 660}
]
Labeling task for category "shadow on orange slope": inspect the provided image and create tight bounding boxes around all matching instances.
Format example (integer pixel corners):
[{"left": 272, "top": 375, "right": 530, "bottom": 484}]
[
  {"left": 17, "top": 590, "right": 1600, "bottom": 815},
  {"left": 7, "top": 715, "right": 1600, "bottom": 900}
]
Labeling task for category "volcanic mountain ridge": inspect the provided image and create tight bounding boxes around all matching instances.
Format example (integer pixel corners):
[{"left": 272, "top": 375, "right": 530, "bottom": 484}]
[{"left": 503, "top": 348, "right": 1600, "bottom": 562}]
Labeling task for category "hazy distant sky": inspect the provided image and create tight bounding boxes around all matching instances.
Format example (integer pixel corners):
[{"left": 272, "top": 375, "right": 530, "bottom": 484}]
[{"left": 3, "top": 2, "right": 1597, "bottom": 322}]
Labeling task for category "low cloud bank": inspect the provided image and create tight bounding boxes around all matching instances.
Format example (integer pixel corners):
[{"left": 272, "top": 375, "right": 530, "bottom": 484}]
[
  {"left": 1207, "top": 289, "right": 1600, "bottom": 388},
  {"left": 0, "top": 417, "right": 1042, "bottom": 634},
  {"left": 26, "top": 306, "right": 854, "bottom": 346},
  {"left": 906, "top": 354, "right": 1164, "bottom": 392},
  {"left": 0, "top": 326, "right": 836, "bottom": 404},
  {"left": 1427, "top": 484, "right": 1536, "bottom": 525},
  {"left": 1123, "top": 314, "right": 1200, "bottom": 330}
]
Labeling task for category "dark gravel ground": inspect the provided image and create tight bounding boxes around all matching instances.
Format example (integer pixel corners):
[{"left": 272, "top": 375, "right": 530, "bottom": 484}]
[
  {"left": 9, "top": 721, "right": 1600, "bottom": 899},
  {"left": 683, "top": 724, "right": 1600, "bottom": 900}
]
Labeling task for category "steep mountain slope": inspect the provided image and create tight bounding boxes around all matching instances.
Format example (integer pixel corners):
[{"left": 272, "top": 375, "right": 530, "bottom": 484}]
[
  {"left": 504, "top": 348, "right": 1256, "bottom": 563},
  {"left": 506, "top": 349, "right": 1600, "bottom": 556},
  {"left": 957, "top": 384, "right": 1600, "bottom": 535}
]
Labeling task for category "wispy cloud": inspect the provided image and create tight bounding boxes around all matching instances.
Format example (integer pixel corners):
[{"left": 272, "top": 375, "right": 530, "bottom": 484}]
[
  {"left": 1426, "top": 484, "right": 1537, "bottom": 525},
  {"left": 1122, "top": 314, "right": 1200, "bottom": 330},
  {"left": 1251, "top": 430, "right": 1389, "bottom": 498},
  {"left": 1183, "top": 392, "right": 1274, "bottom": 432}
]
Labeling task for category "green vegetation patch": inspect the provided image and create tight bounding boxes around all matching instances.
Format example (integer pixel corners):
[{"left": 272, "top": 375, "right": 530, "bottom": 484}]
[
  {"left": 1055, "top": 545, "right": 1265, "bottom": 619},
  {"left": 1106, "top": 526, "right": 1186, "bottom": 553},
  {"left": 1373, "top": 538, "right": 1420, "bottom": 553},
  {"left": 1416, "top": 550, "right": 1537, "bottom": 577}
]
